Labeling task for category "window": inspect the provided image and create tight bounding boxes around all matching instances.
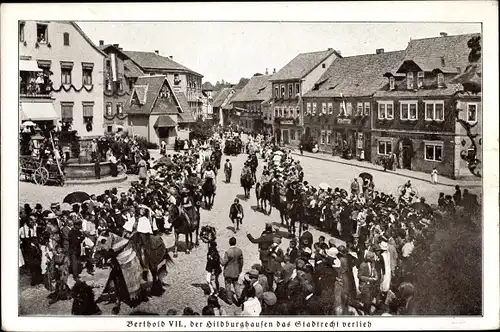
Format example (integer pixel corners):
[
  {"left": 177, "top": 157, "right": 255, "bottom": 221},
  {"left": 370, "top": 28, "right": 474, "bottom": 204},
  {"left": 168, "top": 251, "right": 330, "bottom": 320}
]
[
  {"left": 320, "top": 130, "right": 326, "bottom": 144},
  {"left": 82, "top": 68, "right": 92, "bottom": 85},
  {"left": 425, "top": 101, "right": 445, "bottom": 121},
  {"left": 378, "top": 101, "right": 394, "bottom": 119},
  {"left": 322, "top": 103, "right": 327, "bottom": 114},
  {"left": 296, "top": 106, "right": 300, "bottom": 117},
  {"left": 63, "top": 32, "right": 70, "bottom": 46},
  {"left": 327, "top": 103, "right": 333, "bottom": 115},
  {"left": 400, "top": 101, "right": 418, "bottom": 120},
  {"left": 339, "top": 102, "right": 345, "bottom": 116},
  {"left": 174, "top": 74, "right": 181, "bottom": 85},
  {"left": 417, "top": 71, "right": 424, "bottom": 88},
  {"left": 61, "top": 67, "right": 72, "bottom": 85},
  {"left": 116, "top": 103, "right": 123, "bottom": 115},
  {"left": 275, "top": 85, "right": 279, "bottom": 98},
  {"left": 116, "top": 79, "right": 123, "bottom": 91},
  {"left": 378, "top": 140, "right": 392, "bottom": 155},
  {"left": 312, "top": 103, "right": 317, "bottom": 115},
  {"left": 306, "top": 103, "right": 311, "bottom": 115},
  {"left": 437, "top": 73, "right": 444, "bottom": 87},
  {"left": 357, "top": 102, "right": 363, "bottom": 115},
  {"left": 280, "top": 85, "right": 285, "bottom": 98},
  {"left": 295, "top": 83, "right": 300, "bottom": 96},
  {"left": 105, "top": 79, "right": 112, "bottom": 91},
  {"left": 61, "top": 102, "right": 74, "bottom": 122},
  {"left": 278, "top": 108, "right": 283, "bottom": 117},
  {"left": 467, "top": 103, "right": 478, "bottom": 122},
  {"left": 288, "top": 84, "right": 293, "bottom": 98},
  {"left": 19, "top": 21, "right": 25, "bottom": 42},
  {"left": 83, "top": 102, "right": 94, "bottom": 121},
  {"left": 290, "top": 129, "right": 296, "bottom": 141},
  {"left": 322, "top": 63, "right": 326, "bottom": 68},
  {"left": 107, "top": 126, "right": 113, "bottom": 133},
  {"left": 106, "top": 103, "right": 112, "bottom": 117},
  {"left": 37, "top": 24, "right": 48, "bottom": 43},
  {"left": 389, "top": 76, "right": 395, "bottom": 90},
  {"left": 364, "top": 102, "right": 370, "bottom": 116},
  {"left": 407, "top": 72, "right": 414, "bottom": 89},
  {"left": 424, "top": 142, "right": 443, "bottom": 162},
  {"left": 346, "top": 102, "right": 352, "bottom": 116},
  {"left": 284, "top": 108, "right": 289, "bottom": 118},
  {"left": 289, "top": 107, "right": 295, "bottom": 118},
  {"left": 274, "top": 107, "right": 278, "bottom": 118}
]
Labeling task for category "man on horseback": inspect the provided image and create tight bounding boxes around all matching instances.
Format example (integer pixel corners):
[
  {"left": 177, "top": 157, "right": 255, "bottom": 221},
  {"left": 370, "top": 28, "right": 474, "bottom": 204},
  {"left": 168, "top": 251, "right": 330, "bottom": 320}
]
[
  {"left": 240, "top": 161, "right": 254, "bottom": 199},
  {"left": 202, "top": 165, "right": 217, "bottom": 208}
]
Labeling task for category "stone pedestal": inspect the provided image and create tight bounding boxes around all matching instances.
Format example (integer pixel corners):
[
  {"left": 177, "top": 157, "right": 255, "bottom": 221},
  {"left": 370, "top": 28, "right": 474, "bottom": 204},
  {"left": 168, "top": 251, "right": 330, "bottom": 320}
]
[{"left": 65, "top": 161, "right": 111, "bottom": 179}]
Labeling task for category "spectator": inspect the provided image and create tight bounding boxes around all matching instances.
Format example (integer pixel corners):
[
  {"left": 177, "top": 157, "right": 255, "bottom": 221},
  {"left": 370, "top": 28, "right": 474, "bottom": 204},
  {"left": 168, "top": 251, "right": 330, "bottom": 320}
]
[
  {"left": 205, "top": 240, "right": 222, "bottom": 296},
  {"left": 221, "top": 237, "right": 243, "bottom": 303}
]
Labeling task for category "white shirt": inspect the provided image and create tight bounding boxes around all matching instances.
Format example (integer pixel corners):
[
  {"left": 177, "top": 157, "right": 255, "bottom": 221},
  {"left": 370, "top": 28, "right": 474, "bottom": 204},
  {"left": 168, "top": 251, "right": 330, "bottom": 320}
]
[
  {"left": 136, "top": 216, "right": 153, "bottom": 234},
  {"left": 19, "top": 225, "right": 36, "bottom": 239}
]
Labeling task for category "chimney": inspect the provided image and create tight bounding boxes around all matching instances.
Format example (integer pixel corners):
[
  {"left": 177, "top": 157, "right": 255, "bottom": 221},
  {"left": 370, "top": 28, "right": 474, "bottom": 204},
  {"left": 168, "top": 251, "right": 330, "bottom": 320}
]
[
  {"left": 113, "top": 44, "right": 119, "bottom": 48},
  {"left": 440, "top": 32, "right": 448, "bottom": 37},
  {"left": 273, "top": 68, "right": 276, "bottom": 74},
  {"left": 154, "top": 50, "right": 159, "bottom": 55},
  {"left": 376, "top": 48, "right": 384, "bottom": 54},
  {"left": 99, "top": 40, "right": 104, "bottom": 46},
  {"left": 169, "top": 56, "right": 173, "bottom": 60},
  {"left": 119, "top": 47, "right": 123, "bottom": 51},
  {"left": 265, "top": 68, "right": 269, "bottom": 75}
]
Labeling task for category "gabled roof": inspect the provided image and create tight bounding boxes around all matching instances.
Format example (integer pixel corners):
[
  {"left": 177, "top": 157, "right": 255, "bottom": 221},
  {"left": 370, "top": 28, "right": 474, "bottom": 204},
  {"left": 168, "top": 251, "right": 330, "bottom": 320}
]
[
  {"left": 123, "top": 51, "right": 203, "bottom": 77},
  {"left": 213, "top": 87, "right": 234, "bottom": 108},
  {"left": 69, "top": 22, "right": 107, "bottom": 57},
  {"left": 124, "top": 59, "right": 145, "bottom": 78},
  {"left": 230, "top": 75, "right": 273, "bottom": 102},
  {"left": 174, "top": 92, "right": 190, "bottom": 114},
  {"left": 304, "top": 50, "right": 406, "bottom": 98},
  {"left": 270, "top": 49, "right": 339, "bottom": 81},
  {"left": 126, "top": 76, "right": 168, "bottom": 115}
]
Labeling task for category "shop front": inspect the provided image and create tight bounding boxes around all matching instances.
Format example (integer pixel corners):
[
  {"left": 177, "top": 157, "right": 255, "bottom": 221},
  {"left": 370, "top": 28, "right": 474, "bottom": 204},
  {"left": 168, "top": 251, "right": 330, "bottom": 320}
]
[{"left": 331, "top": 117, "right": 370, "bottom": 160}]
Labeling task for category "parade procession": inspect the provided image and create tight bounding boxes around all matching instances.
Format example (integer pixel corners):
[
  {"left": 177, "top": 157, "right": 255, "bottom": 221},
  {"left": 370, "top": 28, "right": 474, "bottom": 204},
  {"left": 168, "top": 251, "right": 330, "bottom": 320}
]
[{"left": 13, "top": 18, "right": 485, "bottom": 320}]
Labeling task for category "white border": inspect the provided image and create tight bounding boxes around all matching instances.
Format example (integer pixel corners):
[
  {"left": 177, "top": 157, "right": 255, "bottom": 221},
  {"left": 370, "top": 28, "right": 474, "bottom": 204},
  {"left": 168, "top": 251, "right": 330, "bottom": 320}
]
[{"left": 2, "top": 2, "right": 499, "bottom": 331}]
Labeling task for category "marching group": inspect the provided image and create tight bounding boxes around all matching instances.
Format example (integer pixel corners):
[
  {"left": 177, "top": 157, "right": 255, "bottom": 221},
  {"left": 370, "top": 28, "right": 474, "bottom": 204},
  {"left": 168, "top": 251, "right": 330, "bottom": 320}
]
[{"left": 18, "top": 129, "right": 479, "bottom": 316}]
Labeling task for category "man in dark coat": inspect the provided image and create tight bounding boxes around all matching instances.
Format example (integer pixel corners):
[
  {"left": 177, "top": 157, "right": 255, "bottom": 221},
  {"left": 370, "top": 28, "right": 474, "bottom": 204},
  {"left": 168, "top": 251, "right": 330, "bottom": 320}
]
[
  {"left": 220, "top": 237, "right": 244, "bottom": 302},
  {"left": 247, "top": 223, "right": 275, "bottom": 271},
  {"left": 68, "top": 222, "right": 84, "bottom": 280},
  {"left": 266, "top": 236, "right": 284, "bottom": 290},
  {"left": 224, "top": 159, "right": 232, "bottom": 183},
  {"left": 299, "top": 224, "right": 313, "bottom": 250}
]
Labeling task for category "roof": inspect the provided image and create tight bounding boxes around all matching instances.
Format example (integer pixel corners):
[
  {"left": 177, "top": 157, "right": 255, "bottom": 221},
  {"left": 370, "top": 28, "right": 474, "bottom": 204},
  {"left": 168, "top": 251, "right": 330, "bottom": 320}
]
[
  {"left": 178, "top": 110, "right": 196, "bottom": 123},
  {"left": 230, "top": 75, "right": 273, "bottom": 102},
  {"left": 124, "top": 59, "right": 144, "bottom": 78},
  {"left": 304, "top": 50, "right": 406, "bottom": 98},
  {"left": 212, "top": 87, "right": 233, "bottom": 108},
  {"left": 70, "top": 22, "right": 107, "bottom": 57},
  {"left": 174, "top": 92, "right": 190, "bottom": 113},
  {"left": 202, "top": 82, "right": 214, "bottom": 91},
  {"left": 154, "top": 115, "right": 177, "bottom": 128},
  {"left": 270, "top": 49, "right": 339, "bottom": 81},
  {"left": 395, "top": 57, "right": 460, "bottom": 74},
  {"left": 123, "top": 51, "right": 202, "bottom": 77},
  {"left": 374, "top": 85, "right": 459, "bottom": 98},
  {"left": 126, "top": 75, "right": 167, "bottom": 115}
]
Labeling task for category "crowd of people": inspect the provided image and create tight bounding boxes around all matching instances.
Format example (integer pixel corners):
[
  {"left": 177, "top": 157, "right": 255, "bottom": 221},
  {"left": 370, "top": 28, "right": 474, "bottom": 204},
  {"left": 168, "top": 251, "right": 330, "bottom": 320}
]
[{"left": 18, "top": 128, "right": 479, "bottom": 316}]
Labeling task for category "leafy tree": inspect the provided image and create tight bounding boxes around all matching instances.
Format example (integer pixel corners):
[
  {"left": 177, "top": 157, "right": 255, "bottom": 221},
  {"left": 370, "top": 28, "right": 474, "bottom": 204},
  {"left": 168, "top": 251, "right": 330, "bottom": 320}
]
[{"left": 189, "top": 118, "right": 214, "bottom": 141}]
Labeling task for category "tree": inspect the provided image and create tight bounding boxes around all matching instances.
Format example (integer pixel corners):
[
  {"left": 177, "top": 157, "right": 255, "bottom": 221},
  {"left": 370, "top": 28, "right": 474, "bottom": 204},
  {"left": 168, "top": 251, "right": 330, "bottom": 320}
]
[
  {"left": 189, "top": 118, "right": 214, "bottom": 141},
  {"left": 451, "top": 35, "right": 482, "bottom": 177},
  {"left": 235, "top": 77, "right": 250, "bottom": 89}
]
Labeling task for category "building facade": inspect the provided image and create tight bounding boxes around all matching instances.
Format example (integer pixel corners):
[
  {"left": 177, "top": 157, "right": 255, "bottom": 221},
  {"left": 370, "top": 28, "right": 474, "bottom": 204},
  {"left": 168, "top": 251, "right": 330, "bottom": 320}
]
[
  {"left": 303, "top": 49, "right": 405, "bottom": 160},
  {"left": 372, "top": 33, "right": 481, "bottom": 179},
  {"left": 212, "top": 87, "right": 238, "bottom": 126},
  {"left": 201, "top": 83, "right": 214, "bottom": 122},
  {"left": 19, "top": 21, "right": 105, "bottom": 139},
  {"left": 125, "top": 75, "right": 194, "bottom": 146},
  {"left": 270, "top": 49, "right": 340, "bottom": 146}
]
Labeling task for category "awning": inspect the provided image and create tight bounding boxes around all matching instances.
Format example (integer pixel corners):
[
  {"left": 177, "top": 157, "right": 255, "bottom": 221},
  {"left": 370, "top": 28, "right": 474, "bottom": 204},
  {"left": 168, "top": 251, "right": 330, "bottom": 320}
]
[
  {"left": 20, "top": 102, "right": 58, "bottom": 121},
  {"left": 20, "top": 60, "right": 42, "bottom": 72},
  {"left": 154, "top": 115, "right": 176, "bottom": 128}
]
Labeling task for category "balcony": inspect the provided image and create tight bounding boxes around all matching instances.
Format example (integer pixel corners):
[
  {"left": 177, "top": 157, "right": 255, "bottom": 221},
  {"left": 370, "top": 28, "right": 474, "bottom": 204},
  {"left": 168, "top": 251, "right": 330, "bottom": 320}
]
[{"left": 19, "top": 81, "right": 52, "bottom": 99}]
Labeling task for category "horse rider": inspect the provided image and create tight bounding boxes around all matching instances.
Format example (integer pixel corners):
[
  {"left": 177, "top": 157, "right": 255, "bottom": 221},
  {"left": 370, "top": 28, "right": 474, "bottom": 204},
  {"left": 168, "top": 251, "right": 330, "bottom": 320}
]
[
  {"left": 260, "top": 169, "right": 271, "bottom": 186},
  {"left": 203, "top": 165, "right": 217, "bottom": 191}
]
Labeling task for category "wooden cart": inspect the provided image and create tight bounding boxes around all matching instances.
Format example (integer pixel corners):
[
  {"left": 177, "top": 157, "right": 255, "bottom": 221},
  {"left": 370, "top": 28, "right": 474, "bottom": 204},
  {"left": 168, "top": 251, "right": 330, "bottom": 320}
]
[{"left": 19, "top": 155, "right": 65, "bottom": 186}]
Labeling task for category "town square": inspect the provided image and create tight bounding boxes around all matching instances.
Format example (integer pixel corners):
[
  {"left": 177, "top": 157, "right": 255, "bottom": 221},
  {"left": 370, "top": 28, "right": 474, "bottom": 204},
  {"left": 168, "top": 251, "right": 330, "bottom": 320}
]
[{"left": 13, "top": 18, "right": 485, "bottom": 319}]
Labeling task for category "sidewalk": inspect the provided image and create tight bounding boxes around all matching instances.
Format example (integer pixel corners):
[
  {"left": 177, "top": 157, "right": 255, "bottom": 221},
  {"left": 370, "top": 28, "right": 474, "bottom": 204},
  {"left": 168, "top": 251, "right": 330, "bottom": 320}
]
[{"left": 289, "top": 149, "right": 482, "bottom": 188}]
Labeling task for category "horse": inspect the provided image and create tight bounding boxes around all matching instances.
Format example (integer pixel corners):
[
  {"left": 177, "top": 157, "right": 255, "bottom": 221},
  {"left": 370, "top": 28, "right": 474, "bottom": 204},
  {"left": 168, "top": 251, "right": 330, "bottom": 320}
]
[
  {"left": 272, "top": 181, "right": 290, "bottom": 227},
  {"left": 95, "top": 231, "right": 173, "bottom": 314},
  {"left": 240, "top": 167, "right": 254, "bottom": 199},
  {"left": 202, "top": 177, "right": 216, "bottom": 209},
  {"left": 168, "top": 203, "right": 200, "bottom": 257},
  {"left": 256, "top": 181, "right": 273, "bottom": 215}
]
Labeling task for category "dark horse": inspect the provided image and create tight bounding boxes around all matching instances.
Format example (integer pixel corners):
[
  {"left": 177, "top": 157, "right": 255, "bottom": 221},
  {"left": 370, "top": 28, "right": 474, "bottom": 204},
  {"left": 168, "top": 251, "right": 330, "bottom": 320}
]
[
  {"left": 240, "top": 169, "right": 254, "bottom": 199},
  {"left": 168, "top": 203, "right": 200, "bottom": 257},
  {"left": 202, "top": 177, "right": 216, "bottom": 209},
  {"left": 273, "top": 181, "right": 289, "bottom": 226},
  {"left": 95, "top": 232, "right": 173, "bottom": 314},
  {"left": 256, "top": 182, "right": 273, "bottom": 215}
]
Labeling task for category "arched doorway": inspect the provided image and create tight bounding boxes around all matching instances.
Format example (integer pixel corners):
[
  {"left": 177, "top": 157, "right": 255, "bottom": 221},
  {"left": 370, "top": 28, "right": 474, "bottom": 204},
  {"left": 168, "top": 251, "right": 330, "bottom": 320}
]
[{"left": 398, "top": 137, "right": 413, "bottom": 170}]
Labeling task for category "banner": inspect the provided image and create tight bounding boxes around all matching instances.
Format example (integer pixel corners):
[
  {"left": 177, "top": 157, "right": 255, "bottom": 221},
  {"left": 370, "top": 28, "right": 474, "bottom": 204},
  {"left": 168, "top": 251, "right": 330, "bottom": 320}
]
[{"left": 111, "top": 53, "right": 118, "bottom": 82}]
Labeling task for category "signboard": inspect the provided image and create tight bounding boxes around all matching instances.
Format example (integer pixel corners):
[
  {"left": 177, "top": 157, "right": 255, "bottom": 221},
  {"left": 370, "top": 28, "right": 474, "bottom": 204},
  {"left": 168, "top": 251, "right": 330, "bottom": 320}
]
[
  {"left": 337, "top": 118, "right": 352, "bottom": 125},
  {"left": 281, "top": 120, "right": 294, "bottom": 125}
]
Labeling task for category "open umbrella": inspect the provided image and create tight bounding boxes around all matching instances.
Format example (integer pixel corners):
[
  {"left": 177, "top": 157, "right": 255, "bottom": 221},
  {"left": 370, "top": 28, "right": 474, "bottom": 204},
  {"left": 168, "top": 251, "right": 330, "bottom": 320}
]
[
  {"left": 63, "top": 191, "right": 90, "bottom": 205},
  {"left": 358, "top": 172, "right": 373, "bottom": 181},
  {"left": 318, "top": 182, "right": 331, "bottom": 190},
  {"left": 22, "top": 120, "right": 36, "bottom": 127},
  {"left": 274, "top": 151, "right": 284, "bottom": 156}
]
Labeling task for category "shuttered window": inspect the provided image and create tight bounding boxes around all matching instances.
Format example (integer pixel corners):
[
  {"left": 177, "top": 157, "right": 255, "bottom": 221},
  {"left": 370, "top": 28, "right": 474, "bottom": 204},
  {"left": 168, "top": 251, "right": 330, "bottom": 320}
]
[
  {"left": 61, "top": 102, "right": 74, "bottom": 121},
  {"left": 82, "top": 102, "right": 94, "bottom": 117}
]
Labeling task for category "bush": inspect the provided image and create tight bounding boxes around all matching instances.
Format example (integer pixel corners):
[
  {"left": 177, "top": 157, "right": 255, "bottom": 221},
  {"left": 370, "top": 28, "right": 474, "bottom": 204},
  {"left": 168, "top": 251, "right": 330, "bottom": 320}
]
[
  {"left": 134, "top": 136, "right": 159, "bottom": 150},
  {"left": 189, "top": 118, "right": 214, "bottom": 141},
  {"left": 300, "top": 135, "right": 315, "bottom": 152}
]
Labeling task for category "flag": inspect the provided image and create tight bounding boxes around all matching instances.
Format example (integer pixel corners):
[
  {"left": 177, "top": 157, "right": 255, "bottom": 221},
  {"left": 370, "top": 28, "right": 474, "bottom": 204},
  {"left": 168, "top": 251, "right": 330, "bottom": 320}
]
[
  {"left": 111, "top": 53, "right": 118, "bottom": 82},
  {"left": 341, "top": 93, "right": 347, "bottom": 116}
]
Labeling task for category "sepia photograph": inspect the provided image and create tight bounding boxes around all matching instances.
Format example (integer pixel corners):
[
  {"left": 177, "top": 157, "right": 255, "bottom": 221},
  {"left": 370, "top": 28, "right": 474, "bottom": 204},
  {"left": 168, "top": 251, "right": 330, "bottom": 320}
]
[{"left": 1, "top": 2, "right": 499, "bottom": 331}]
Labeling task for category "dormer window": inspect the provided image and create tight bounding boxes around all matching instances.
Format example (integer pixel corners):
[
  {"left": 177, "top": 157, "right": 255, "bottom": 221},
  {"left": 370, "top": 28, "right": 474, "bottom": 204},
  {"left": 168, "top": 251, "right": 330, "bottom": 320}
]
[
  {"left": 437, "top": 73, "right": 445, "bottom": 87},
  {"left": 274, "top": 85, "right": 279, "bottom": 99},
  {"left": 417, "top": 71, "right": 424, "bottom": 88},
  {"left": 407, "top": 72, "right": 414, "bottom": 90},
  {"left": 389, "top": 76, "right": 395, "bottom": 90},
  {"left": 280, "top": 85, "right": 285, "bottom": 98},
  {"left": 295, "top": 83, "right": 300, "bottom": 96}
]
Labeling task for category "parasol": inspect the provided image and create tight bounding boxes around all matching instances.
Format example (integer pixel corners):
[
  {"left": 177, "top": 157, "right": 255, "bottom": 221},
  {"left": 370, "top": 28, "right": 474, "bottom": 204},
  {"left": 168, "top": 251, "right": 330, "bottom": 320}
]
[
  {"left": 21, "top": 120, "right": 36, "bottom": 127},
  {"left": 318, "top": 182, "right": 331, "bottom": 190},
  {"left": 358, "top": 172, "right": 373, "bottom": 181},
  {"left": 63, "top": 191, "right": 90, "bottom": 205},
  {"left": 274, "top": 151, "right": 284, "bottom": 155}
]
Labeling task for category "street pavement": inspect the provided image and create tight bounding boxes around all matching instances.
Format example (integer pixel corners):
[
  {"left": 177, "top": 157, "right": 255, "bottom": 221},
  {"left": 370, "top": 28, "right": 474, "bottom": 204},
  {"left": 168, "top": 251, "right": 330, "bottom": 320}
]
[{"left": 18, "top": 145, "right": 466, "bottom": 315}]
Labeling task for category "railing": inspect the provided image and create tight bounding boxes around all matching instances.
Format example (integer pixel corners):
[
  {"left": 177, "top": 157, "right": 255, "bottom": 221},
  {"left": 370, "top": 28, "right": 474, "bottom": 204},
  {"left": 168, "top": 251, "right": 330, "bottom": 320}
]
[{"left": 20, "top": 82, "right": 52, "bottom": 98}]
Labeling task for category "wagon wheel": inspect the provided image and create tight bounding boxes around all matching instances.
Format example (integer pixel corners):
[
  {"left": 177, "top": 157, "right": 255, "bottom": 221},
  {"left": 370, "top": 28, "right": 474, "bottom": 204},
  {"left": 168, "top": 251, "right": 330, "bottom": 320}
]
[{"left": 34, "top": 167, "right": 49, "bottom": 185}]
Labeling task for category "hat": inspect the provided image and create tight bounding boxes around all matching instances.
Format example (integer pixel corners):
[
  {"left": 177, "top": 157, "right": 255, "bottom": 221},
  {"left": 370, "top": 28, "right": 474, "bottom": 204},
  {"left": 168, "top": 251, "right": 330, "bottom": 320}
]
[
  {"left": 262, "top": 292, "right": 277, "bottom": 306},
  {"left": 303, "top": 247, "right": 312, "bottom": 255},
  {"left": 365, "top": 251, "right": 376, "bottom": 261},
  {"left": 326, "top": 247, "right": 339, "bottom": 258},
  {"left": 328, "top": 239, "right": 337, "bottom": 248},
  {"left": 273, "top": 236, "right": 282, "bottom": 244},
  {"left": 337, "top": 245, "right": 347, "bottom": 256},
  {"left": 50, "top": 202, "right": 60, "bottom": 208},
  {"left": 245, "top": 269, "right": 259, "bottom": 281},
  {"left": 45, "top": 212, "right": 57, "bottom": 219},
  {"left": 35, "top": 203, "right": 43, "bottom": 210},
  {"left": 114, "top": 208, "right": 121, "bottom": 215}
]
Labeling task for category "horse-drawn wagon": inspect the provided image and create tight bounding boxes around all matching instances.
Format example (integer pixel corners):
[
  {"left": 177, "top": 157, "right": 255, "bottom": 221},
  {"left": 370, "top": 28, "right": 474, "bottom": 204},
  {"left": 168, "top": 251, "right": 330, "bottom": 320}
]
[{"left": 19, "top": 155, "right": 65, "bottom": 186}]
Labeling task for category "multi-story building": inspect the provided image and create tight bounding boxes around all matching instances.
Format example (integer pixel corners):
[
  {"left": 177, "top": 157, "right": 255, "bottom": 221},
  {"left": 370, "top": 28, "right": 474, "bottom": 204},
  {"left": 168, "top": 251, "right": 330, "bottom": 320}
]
[
  {"left": 303, "top": 49, "right": 405, "bottom": 160},
  {"left": 270, "top": 49, "right": 341, "bottom": 146},
  {"left": 201, "top": 82, "right": 214, "bottom": 122},
  {"left": 125, "top": 75, "right": 194, "bottom": 147},
  {"left": 372, "top": 33, "right": 481, "bottom": 179},
  {"left": 229, "top": 74, "right": 273, "bottom": 132},
  {"left": 98, "top": 43, "right": 144, "bottom": 133},
  {"left": 120, "top": 48, "right": 204, "bottom": 115},
  {"left": 212, "top": 87, "right": 238, "bottom": 126},
  {"left": 19, "top": 21, "right": 106, "bottom": 142}
]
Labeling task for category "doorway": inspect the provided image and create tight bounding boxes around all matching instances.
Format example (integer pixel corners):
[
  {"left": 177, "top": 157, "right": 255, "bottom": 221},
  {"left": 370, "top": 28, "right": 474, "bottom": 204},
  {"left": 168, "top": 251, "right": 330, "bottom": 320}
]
[
  {"left": 282, "top": 129, "right": 289, "bottom": 144},
  {"left": 401, "top": 139, "right": 413, "bottom": 169}
]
